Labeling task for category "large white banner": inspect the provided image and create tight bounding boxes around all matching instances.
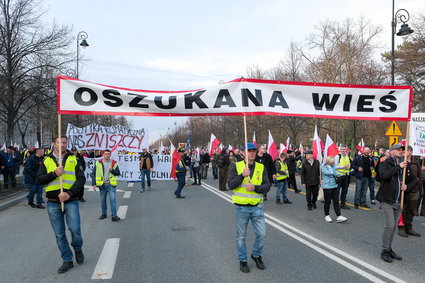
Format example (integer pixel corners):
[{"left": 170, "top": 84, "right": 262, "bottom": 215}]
[
  {"left": 57, "top": 76, "right": 412, "bottom": 121},
  {"left": 410, "top": 113, "right": 425, "bottom": 156},
  {"left": 84, "top": 154, "right": 172, "bottom": 181},
  {"left": 66, "top": 123, "right": 149, "bottom": 152}
]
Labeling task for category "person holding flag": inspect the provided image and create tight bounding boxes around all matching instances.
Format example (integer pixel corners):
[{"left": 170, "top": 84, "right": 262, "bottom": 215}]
[
  {"left": 174, "top": 148, "right": 187, "bottom": 198},
  {"left": 36, "top": 136, "right": 86, "bottom": 274},
  {"left": 228, "top": 142, "right": 270, "bottom": 273},
  {"left": 92, "top": 149, "right": 121, "bottom": 222}
]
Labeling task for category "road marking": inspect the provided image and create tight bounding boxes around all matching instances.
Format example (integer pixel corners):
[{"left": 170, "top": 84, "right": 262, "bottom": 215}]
[
  {"left": 128, "top": 182, "right": 134, "bottom": 188},
  {"left": 201, "top": 182, "right": 406, "bottom": 283},
  {"left": 92, "top": 238, "right": 120, "bottom": 280},
  {"left": 117, "top": 205, "right": 128, "bottom": 219},
  {"left": 123, "top": 191, "right": 132, "bottom": 199}
]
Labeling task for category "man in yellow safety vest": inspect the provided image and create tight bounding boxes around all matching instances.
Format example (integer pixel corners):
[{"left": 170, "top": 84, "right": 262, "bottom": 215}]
[
  {"left": 228, "top": 142, "right": 270, "bottom": 273},
  {"left": 334, "top": 145, "right": 352, "bottom": 209},
  {"left": 275, "top": 152, "right": 292, "bottom": 204},
  {"left": 92, "top": 149, "right": 121, "bottom": 221},
  {"left": 37, "top": 136, "right": 86, "bottom": 274}
]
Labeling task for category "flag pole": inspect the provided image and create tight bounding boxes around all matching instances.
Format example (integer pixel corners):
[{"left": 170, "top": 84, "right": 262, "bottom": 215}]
[
  {"left": 243, "top": 114, "right": 251, "bottom": 183},
  {"left": 58, "top": 114, "right": 64, "bottom": 212},
  {"left": 400, "top": 121, "right": 410, "bottom": 210}
]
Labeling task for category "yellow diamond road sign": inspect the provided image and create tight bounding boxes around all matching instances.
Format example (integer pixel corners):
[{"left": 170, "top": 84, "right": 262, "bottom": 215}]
[{"left": 385, "top": 121, "right": 402, "bottom": 136}]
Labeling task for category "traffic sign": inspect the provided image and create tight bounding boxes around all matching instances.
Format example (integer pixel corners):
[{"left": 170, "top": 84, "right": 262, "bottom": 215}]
[
  {"left": 385, "top": 121, "right": 402, "bottom": 136},
  {"left": 389, "top": 136, "right": 399, "bottom": 147}
]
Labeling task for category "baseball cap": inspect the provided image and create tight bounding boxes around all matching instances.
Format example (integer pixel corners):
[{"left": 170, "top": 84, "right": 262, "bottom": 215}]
[
  {"left": 389, "top": 143, "right": 405, "bottom": 151},
  {"left": 304, "top": 150, "right": 313, "bottom": 154},
  {"left": 178, "top": 148, "right": 185, "bottom": 153},
  {"left": 241, "top": 142, "right": 257, "bottom": 151},
  {"left": 71, "top": 147, "right": 77, "bottom": 151}
]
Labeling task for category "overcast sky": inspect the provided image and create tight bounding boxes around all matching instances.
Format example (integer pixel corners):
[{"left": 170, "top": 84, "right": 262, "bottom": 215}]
[{"left": 44, "top": 0, "right": 424, "bottom": 143}]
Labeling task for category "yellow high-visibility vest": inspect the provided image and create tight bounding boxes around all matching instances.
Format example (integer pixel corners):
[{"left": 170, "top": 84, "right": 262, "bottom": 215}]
[
  {"left": 336, "top": 155, "right": 350, "bottom": 176},
  {"left": 232, "top": 161, "right": 264, "bottom": 206},
  {"left": 276, "top": 160, "right": 289, "bottom": 180},
  {"left": 44, "top": 155, "right": 77, "bottom": 192},
  {"left": 95, "top": 160, "right": 118, "bottom": 186}
]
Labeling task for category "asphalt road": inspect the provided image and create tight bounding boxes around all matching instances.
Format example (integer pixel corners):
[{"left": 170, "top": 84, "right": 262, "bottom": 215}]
[{"left": 1, "top": 174, "right": 424, "bottom": 283}]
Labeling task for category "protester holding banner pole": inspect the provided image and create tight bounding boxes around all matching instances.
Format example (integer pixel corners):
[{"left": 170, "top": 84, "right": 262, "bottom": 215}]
[
  {"left": 376, "top": 143, "right": 408, "bottom": 263},
  {"left": 36, "top": 136, "right": 86, "bottom": 273}
]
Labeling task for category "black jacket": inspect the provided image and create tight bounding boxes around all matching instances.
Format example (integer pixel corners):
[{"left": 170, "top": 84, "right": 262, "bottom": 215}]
[
  {"left": 286, "top": 155, "right": 301, "bottom": 174},
  {"left": 376, "top": 157, "right": 416, "bottom": 204},
  {"left": 301, "top": 159, "right": 321, "bottom": 186},
  {"left": 351, "top": 154, "right": 374, "bottom": 179},
  {"left": 36, "top": 153, "right": 86, "bottom": 202},
  {"left": 201, "top": 153, "right": 211, "bottom": 164},
  {"left": 23, "top": 155, "right": 43, "bottom": 185}
]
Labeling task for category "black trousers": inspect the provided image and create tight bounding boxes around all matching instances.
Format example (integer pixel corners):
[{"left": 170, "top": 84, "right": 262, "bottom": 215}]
[
  {"left": 193, "top": 166, "right": 201, "bottom": 184},
  {"left": 3, "top": 167, "right": 16, "bottom": 189},
  {"left": 324, "top": 188, "right": 341, "bottom": 216},
  {"left": 337, "top": 174, "right": 350, "bottom": 204},
  {"left": 218, "top": 167, "right": 228, "bottom": 191},
  {"left": 288, "top": 173, "right": 297, "bottom": 190},
  {"left": 306, "top": 184, "right": 319, "bottom": 207}
]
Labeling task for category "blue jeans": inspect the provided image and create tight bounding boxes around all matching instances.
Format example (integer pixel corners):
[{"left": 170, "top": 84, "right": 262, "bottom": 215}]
[
  {"left": 27, "top": 183, "right": 43, "bottom": 205},
  {"left": 355, "top": 177, "right": 369, "bottom": 205},
  {"left": 174, "top": 175, "right": 185, "bottom": 197},
  {"left": 140, "top": 169, "right": 151, "bottom": 190},
  {"left": 99, "top": 184, "right": 117, "bottom": 217},
  {"left": 276, "top": 180, "right": 288, "bottom": 201},
  {"left": 212, "top": 167, "right": 218, "bottom": 179},
  {"left": 369, "top": 177, "right": 375, "bottom": 201},
  {"left": 235, "top": 203, "right": 266, "bottom": 262},
  {"left": 47, "top": 201, "right": 83, "bottom": 262}
]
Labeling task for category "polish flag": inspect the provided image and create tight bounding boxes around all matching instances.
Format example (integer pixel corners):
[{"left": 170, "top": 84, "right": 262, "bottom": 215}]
[
  {"left": 324, "top": 134, "right": 339, "bottom": 160},
  {"left": 356, "top": 138, "right": 365, "bottom": 154},
  {"left": 400, "top": 139, "right": 406, "bottom": 146},
  {"left": 279, "top": 143, "right": 286, "bottom": 154},
  {"left": 169, "top": 139, "right": 180, "bottom": 180},
  {"left": 299, "top": 143, "right": 304, "bottom": 154},
  {"left": 267, "top": 131, "right": 279, "bottom": 160},
  {"left": 228, "top": 144, "right": 234, "bottom": 151},
  {"left": 34, "top": 141, "right": 39, "bottom": 149},
  {"left": 253, "top": 132, "right": 257, "bottom": 147},
  {"left": 285, "top": 137, "right": 291, "bottom": 149},
  {"left": 1, "top": 142, "right": 6, "bottom": 152},
  {"left": 215, "top": 144, "right": 223, "bottom": 154},
  {"left": 208, "top": 133, "right": 221, "bottom": 156},
  {"left": 312, "top": 125, "right": 323, "bottom": 163}
]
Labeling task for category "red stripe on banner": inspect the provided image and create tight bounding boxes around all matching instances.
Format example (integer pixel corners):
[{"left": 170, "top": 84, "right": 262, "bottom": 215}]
[
  {"left": 56, "top": 76, "right": 61, "bottom": 114},
  {"left": 57, "top": 110, "right": 410, "bottom": 121}
]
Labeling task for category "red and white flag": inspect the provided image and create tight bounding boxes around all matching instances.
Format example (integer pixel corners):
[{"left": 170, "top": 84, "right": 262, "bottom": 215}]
[
  {"left": 215, "top": 144, "right": 223, "bottom": 154},
  {"left": 1, "top": 142, "right": 6, "bottom": 152},
  {"left": 267, "top": 130, "right": 278, "bottom": 160},
  {"left": 299, "top": 143, "right": 304, "bottom": 154},
  {"left": 324, "top": 134, "right": 339, "bottom": 160},
  {"left": 279, "top": 143, "right": 287, "bottom": 154},
  {"left": 285, "top": 137, "right": 290, "bottom": 150},
  {"left": 208, "top": 133, "right": 221, "bottom": 156},
  {"left": 228, "top": 144, "right": 234, "bottom": 151},
  {"left": 356, "top": 138, "right": 365, "bottom": 154},
  {"left": 253, "top": 132, "right": 257, "bottom": 147},
  {"left": 169, "top": 139, "right": 180, "bottom": 180},
  {"left": 312, "top": 125, "right": 323, "bottom": 163}
]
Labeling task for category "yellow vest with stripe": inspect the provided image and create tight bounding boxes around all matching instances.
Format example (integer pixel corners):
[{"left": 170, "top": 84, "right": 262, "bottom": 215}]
[
  {"left": 276, "top": 159, "right": 289, "bottom": 180},
  {"left": 232, "top": 161, "right": 264, "bottom": 206},
  {"left": 95, "top": 160, "right": 118, "bottom": 186},
  {"left": 336, "top": 155, "right": 350, "bottom": 175},
  {"left": 44, "top": 155, "right": 78, "bottom": 192}
]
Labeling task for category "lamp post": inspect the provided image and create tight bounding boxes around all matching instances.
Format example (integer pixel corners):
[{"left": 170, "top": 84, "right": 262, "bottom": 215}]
[
  {"left": 76, "top": 31, "right": 89, "bottom": 79},
  {"left": 391, "top": 1, "right": 414, "bottom": 85}
]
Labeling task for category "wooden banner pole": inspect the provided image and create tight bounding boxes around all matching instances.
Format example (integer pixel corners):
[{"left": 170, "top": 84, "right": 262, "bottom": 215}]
[
  {"left": 243, "top": 115, "right": 251, "bottom": 183},
  {"left": 400, "top": 121, "right": 410, "bottom": 210},
  {"left": 58, "top": 114, "right": 64, "bottom": 212}
]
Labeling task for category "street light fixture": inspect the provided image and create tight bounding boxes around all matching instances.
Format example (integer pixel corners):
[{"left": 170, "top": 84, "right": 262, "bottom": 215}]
[
  {"left": 391, "top": 1, "right": 414, "bottom": 85},
  {"left": 76, "top": 31, "right": 89, "bottom": 79}
]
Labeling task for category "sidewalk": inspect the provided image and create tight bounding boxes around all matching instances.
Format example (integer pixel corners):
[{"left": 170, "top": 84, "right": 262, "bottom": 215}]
[{"left": 0, "top": 171, "right": 28, "bottom": 211}]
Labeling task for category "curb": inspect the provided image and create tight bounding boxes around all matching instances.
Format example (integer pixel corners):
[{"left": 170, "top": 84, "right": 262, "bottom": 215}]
[{"left": 0, "top": 191, "right": 27, "bottom": 211}]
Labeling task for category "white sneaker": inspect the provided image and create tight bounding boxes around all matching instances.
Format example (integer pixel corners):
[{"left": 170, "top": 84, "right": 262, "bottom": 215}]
[
  {"left": 325, "top": 215, "right": 332, "bottom": 223},
  {"left": 337, "top": 215, "right": 348, "bottom": 223}
]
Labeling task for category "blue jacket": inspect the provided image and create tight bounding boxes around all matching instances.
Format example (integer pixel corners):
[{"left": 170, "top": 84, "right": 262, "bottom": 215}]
[
  {"left": 176, "top": 159, "right": 186, "bottom": 177},
  {"left": 23, "top": 155, "right": 43, "bottom": 184},
  {"left": 321, "top": 164, "right": 339, "bottom": 189}
]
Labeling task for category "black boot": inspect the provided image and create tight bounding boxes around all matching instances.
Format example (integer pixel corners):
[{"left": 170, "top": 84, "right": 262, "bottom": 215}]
[
  {"left": 388, "top": 249, "right": 402, "bottom": 260},
  {"left": 75, "top": 250, "right": 84, "bottom": 264},
  {"left": 251, "top": 255, "right": 265, "bottom": 270},
  {"left": 58, "top": 261, "right": 74, "bottom": 274},
  {"left": 239, "top": 261, "right": 249, "bottom": 273},
  {"left": 381, "top": 250, "right": 392, "bottom": 263}
]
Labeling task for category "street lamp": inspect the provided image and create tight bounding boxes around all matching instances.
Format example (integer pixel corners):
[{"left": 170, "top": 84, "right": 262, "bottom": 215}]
[
  {"left": 76, "top": 31, "right": 89, "bottom": 79},
  {"left": 391, "top": 1, "right": 414, "bottom": 85}
]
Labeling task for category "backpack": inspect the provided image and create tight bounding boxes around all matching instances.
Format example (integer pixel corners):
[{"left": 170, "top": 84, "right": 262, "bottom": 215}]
[{"left": 217, "top": 155, "right": 225, "bottom": 168}]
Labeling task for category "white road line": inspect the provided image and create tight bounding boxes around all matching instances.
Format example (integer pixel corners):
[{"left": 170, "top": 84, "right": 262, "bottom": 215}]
[
  {"left": 200, "top": 182, "right": 406, "bottom": 283},
  {"left": 117, "top": 205, "right": 128, "bottom": 219},
  {"left": 92, "top": 238, "right": 120, "bottom": 280},
  {"left": 128, "top": 182, "right": 134, "bottom": 188},
  {"left": 123, "top": 191, "right": 132, "bottom": 199}
]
